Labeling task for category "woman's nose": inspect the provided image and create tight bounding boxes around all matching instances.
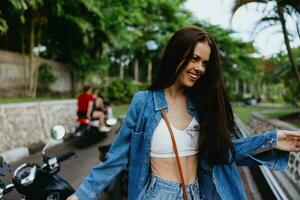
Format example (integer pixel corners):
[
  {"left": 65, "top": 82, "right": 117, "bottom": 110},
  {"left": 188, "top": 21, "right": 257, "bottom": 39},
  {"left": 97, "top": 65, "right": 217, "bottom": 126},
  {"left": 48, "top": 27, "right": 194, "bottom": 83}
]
[{"left": 194, "top": 63, "right": 205, "bottom": 72}]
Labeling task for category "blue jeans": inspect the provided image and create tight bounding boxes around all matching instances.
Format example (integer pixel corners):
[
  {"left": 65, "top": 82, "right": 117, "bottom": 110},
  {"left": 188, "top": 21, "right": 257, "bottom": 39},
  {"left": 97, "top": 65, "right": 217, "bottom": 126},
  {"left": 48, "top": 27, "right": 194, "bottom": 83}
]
[{"left": 143, "top": 174, "right": 200, "bottom": 200}]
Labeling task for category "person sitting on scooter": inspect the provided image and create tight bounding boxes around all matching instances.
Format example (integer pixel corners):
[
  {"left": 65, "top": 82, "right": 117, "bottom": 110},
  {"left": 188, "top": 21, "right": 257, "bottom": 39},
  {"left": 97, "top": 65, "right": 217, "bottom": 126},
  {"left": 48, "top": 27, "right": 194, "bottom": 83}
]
[
  {"left": 90, "top": 95, "right": 111, "bottom": 133},
  {"left": 77, "top": 85, "right": 94, "bottom": 119}
]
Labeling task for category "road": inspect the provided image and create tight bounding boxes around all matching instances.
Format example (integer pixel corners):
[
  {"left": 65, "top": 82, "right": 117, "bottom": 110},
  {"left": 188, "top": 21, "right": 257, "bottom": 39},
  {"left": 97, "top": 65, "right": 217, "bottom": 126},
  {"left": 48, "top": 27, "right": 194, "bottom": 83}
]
[{"left": 2, "top": 124, "right": 120, "bottom": 200}]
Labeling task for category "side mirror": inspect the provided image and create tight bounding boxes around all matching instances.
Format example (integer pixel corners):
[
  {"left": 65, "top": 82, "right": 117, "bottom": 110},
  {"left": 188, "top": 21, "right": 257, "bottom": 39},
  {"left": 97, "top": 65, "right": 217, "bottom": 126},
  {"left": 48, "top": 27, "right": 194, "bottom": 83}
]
[
  {"left": 43, "top": 125, "right": 66, "bottom": 155},
  {"left": 50, "top": 125, "right": 66, "bottom": 140}
]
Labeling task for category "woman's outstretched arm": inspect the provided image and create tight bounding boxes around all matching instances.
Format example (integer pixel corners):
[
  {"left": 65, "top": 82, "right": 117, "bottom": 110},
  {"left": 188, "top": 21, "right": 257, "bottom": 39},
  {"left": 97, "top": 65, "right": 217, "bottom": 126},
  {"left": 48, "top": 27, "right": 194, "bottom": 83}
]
[{"left": 234, "top": 130, "right": 300, "bottom": 170}]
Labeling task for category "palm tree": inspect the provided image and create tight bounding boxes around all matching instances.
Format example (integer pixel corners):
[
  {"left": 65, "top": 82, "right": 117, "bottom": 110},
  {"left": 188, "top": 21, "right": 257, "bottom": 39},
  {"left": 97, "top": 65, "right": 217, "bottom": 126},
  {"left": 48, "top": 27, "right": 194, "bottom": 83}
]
[
  {"left": 232, "top": 0, "right": 300, "bottom": 86},
  {"left": 278, "top": 0, "right": 300, "bottom": 13}
]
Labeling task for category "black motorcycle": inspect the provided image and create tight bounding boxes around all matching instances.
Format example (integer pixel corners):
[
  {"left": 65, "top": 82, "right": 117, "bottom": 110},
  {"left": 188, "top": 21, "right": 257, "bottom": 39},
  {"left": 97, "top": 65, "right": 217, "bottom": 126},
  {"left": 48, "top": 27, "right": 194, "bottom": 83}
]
[
  {"left": 11, "top": 125, "right": 76, "bottom": 200},
  {"left": 0, "top": 162, "right": 13, "bottom": 200}
]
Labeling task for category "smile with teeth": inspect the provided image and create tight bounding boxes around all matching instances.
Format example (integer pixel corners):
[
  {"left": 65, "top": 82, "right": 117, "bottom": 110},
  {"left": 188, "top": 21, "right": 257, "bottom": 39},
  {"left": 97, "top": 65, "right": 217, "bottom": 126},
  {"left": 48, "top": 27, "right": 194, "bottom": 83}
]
[{"left": 188, "top": 72, "right": 199, "bottom": 80}]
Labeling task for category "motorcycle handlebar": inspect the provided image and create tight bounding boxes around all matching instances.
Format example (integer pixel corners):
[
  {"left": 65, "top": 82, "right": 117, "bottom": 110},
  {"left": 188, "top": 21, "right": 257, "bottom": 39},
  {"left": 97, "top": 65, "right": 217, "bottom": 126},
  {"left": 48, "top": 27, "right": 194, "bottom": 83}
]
[{"left": 57, "top": 151, "right": 76, "bottom": 163}]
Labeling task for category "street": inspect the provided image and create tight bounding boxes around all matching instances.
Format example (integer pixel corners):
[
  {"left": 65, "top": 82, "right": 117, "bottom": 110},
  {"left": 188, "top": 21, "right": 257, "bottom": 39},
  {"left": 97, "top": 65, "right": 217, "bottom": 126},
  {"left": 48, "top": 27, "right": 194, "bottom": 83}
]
[{"left": 2, "top": 124, "right": 120, "bottom": 200}]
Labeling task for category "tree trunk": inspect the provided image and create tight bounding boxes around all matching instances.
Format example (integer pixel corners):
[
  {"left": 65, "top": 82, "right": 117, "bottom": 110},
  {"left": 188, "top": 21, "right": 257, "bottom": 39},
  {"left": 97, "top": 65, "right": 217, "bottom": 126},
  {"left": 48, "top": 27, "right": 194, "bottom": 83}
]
[
  {"left": 70, "top": 70, "right": 76, "bottom": 98},
  {"left": 235, "top": 80, "right": 239, "bottom": 94},
  {"left": 32, "top": 25, "right": 44, "bottom": 98},
  {"left": 277, "top": 5, "right": 300, "bottom": 86},
  {"left": 243, "top": 81, "right": 247, "bottom": 95},
  {"left": 21, "top": 31, "right": 28, "bottom": 96},
  {"left": 32, "top": 62, "right": 39, "bottom": 98},
  {"left": 28, "top": 19, "right": 35, "bottom": 97},
  {"left": 134, "top": 58, "right": 139, "bottom": 82},
  {"left": 119, "top": 65, "right": 124, "bottom": 80},
  {"left": 147, "top": 60, "right": 152, "bottom": 84}
]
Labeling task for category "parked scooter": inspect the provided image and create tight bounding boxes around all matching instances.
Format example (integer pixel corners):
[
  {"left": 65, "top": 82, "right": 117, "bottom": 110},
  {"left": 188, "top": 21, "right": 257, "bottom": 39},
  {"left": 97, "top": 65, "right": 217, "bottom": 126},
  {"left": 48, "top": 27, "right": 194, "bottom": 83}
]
[
  {"left": 0, "top": 162, "right": 13, "bottom": 200},
  {"left": 74, "top": 103, "right": 117, "bottom": 146},
  {"left": 11, "top": 125, "right": 77, "bottom": 200}
]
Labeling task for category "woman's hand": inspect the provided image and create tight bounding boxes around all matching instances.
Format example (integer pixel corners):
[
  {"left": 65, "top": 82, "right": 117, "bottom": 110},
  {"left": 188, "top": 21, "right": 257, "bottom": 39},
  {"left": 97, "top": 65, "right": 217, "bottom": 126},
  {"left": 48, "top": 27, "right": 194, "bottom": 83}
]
[
  {"left": 66, "top": 194, "right": 80, "bottom": 200},
  {"left": 275, "top": 130, "right": 300, "bottom": 152}
]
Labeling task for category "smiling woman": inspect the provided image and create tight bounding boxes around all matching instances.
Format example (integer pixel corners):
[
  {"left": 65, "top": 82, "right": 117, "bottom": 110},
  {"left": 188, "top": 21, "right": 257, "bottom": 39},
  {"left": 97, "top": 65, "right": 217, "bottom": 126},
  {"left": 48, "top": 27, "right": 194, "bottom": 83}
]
[
  {"left": 176, "top": 42, "right": 210, "bottom": 87},
  {"left": 67, "top": 27, "right": 300, "bottom": 200}
]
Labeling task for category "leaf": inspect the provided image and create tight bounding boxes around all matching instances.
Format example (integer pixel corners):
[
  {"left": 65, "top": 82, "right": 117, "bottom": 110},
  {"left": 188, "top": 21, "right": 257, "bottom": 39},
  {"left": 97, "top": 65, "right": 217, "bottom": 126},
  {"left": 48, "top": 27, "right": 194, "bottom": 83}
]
[{"left": 0, "top": 18, "right": 8, "bottom": 34}]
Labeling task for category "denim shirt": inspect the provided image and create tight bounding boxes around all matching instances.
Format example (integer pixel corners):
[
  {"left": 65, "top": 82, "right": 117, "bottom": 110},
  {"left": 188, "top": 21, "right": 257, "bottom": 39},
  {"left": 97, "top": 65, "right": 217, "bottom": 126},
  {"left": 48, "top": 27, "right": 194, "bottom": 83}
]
[{"left": 75, "top": 89, "right": 290, "bottom": 200}]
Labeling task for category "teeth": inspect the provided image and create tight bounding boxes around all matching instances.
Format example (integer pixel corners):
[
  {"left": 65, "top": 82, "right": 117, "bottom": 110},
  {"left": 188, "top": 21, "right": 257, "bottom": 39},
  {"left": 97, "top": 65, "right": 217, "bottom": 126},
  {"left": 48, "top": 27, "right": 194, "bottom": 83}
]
[{"left": 188, "top": 72, "right": 198, "bottom": 79}]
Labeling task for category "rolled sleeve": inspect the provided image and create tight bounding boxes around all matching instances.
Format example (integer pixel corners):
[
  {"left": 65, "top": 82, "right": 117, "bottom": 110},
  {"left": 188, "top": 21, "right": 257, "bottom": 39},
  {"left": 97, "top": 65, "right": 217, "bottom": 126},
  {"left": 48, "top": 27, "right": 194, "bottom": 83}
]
[
  {"left": 235, "top": 130, "right": 290, "bottom": 171},
  {"left": 75, "top": 184, "right": 98, "bottom": 200}
]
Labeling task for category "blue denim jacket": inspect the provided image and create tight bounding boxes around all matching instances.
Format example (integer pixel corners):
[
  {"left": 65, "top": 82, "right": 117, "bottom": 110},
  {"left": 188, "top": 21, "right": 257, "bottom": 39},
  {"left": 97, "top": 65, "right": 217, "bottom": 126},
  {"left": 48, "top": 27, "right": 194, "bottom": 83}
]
[{"left": 75, "top": 89, "right": 290, "bottom": 200}]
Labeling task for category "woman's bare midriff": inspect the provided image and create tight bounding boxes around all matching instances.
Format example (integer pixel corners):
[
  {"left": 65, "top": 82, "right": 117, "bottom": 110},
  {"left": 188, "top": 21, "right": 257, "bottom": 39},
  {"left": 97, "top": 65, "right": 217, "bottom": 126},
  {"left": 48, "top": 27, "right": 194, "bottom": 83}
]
[{"left": 151, "top": 155, "right": 198, "bottom": 184}]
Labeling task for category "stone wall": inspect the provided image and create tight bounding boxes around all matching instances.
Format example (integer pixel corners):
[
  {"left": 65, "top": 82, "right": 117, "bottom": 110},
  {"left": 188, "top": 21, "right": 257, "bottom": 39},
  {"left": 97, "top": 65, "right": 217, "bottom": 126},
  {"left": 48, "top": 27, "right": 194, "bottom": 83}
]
[
  {"left": 0, "top": 100, "right": 77, "bottom": 154},
  {"left": 248, "top": 112, "right": 300, "bottom": 189},
  {"left": 0, "top": 50, "right": 71, "bottom": 97}
]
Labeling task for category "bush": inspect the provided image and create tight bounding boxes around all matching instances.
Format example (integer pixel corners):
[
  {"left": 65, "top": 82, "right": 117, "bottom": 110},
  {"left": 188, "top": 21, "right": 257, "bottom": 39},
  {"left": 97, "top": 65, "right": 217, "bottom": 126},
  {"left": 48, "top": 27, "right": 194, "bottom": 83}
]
[
  {"left": 228, "top": 90, "right": 244, "bottom": 102},
  {"left": 38, "top": 63, "right": 57, "bottom": 89},
  {"left": 98, "top": 78, "right": 147, "bottom": 104}
]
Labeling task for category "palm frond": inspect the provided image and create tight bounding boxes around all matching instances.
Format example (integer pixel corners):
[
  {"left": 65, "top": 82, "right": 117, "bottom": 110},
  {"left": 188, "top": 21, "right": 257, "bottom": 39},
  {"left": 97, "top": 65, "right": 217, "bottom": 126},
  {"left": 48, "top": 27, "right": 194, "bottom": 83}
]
[
  {"left": 231, "top": 0, "right": 269, "bottom": 23},
  {"left": 232, "top": 0, "right": 268, "bottom": 15},
  {"left": 250, "top": 17, "right": 278, "bottom": 38}
]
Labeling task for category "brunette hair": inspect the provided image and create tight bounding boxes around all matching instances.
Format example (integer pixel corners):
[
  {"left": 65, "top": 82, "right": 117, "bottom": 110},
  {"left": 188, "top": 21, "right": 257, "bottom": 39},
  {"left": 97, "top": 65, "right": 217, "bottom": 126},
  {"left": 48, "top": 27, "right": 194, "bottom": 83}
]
[
  {"left": 83, "top": 85, "right": 91, "bottom": 93},
  {"left": 149, "top": 27, "right": 236, "bottom": 164}
]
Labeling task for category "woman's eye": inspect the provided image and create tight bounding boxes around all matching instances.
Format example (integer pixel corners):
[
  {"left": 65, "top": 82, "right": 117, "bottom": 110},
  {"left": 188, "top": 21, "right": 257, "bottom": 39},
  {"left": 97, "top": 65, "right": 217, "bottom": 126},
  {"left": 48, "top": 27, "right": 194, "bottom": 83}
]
[{"left": 191, "top": 57, "right": 198, "bottom": 62}]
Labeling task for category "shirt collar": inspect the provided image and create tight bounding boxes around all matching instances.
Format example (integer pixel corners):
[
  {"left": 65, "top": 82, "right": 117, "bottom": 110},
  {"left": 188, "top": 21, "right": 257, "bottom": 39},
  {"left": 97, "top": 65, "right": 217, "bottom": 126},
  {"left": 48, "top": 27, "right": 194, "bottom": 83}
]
[{"left": 152, "top": 89, "right": 196, "bottom": 112}]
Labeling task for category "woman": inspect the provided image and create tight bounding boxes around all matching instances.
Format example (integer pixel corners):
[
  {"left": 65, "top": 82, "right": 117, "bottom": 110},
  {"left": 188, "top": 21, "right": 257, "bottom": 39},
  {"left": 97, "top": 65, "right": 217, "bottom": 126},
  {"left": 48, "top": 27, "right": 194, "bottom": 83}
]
[
  {"left": 89, "top": 95, "right": 111, "bottom": 133},
  {"left": 68, "top": 27, "right": 300, "bottom": 200}
]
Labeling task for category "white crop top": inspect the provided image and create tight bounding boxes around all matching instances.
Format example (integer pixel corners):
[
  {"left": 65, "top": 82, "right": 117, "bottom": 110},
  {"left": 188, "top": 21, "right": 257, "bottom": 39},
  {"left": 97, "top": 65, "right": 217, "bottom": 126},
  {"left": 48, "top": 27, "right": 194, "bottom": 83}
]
[{"left": 150, "top": 117, "right": 200, "bottom": 158}]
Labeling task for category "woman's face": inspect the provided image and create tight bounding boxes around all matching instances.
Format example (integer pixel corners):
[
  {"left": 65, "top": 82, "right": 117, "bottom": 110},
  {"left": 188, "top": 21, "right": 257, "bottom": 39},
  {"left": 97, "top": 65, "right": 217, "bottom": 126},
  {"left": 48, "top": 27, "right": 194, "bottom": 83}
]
[{"left": 175, "top": 41, "right": 211, "bottom": 88}]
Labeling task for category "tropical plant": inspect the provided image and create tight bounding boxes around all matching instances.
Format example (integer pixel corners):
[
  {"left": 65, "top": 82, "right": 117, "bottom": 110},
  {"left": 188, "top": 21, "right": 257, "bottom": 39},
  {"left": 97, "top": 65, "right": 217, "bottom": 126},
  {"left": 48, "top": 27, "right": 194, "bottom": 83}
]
[{"left": 232, "top": 0, "right": 300, "bottom": 88}]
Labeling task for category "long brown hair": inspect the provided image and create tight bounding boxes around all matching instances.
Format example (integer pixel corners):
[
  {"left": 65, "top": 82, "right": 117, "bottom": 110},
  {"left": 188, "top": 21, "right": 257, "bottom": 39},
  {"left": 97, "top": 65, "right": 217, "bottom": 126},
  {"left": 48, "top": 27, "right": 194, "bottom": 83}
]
[{"left": 149, "top": 27, "right": 236, "bottom": 164}]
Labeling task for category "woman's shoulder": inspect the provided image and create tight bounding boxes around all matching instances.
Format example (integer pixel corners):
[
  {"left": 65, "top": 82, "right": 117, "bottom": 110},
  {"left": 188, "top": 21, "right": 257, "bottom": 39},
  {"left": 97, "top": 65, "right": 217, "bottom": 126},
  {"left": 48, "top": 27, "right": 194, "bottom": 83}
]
[{"left": 132, "top": 90, "right": 151, "bottom": 103}]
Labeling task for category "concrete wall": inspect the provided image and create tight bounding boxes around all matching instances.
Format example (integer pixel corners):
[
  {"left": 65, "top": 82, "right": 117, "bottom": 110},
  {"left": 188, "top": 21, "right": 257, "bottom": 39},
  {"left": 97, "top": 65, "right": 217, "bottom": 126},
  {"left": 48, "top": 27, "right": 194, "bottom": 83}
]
[
  {"left": 248, "top": 112, "right": 300, "bottom": 189},
  {"left": 0, "top": 50, "right": 71, "bottom": 97},
  {"left": 0, "top": 100, "right": 77, "bottom": 155}
]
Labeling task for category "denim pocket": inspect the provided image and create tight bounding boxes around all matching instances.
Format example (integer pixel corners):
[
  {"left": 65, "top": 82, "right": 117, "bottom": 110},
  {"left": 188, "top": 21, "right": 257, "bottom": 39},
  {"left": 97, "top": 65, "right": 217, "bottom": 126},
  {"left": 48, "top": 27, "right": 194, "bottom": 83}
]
[
  {"left": 130, "top": 130, "right": 145, "bottom": 162},
  {"left": 143, "top": 189, "right": 156, "bottom": 199}
]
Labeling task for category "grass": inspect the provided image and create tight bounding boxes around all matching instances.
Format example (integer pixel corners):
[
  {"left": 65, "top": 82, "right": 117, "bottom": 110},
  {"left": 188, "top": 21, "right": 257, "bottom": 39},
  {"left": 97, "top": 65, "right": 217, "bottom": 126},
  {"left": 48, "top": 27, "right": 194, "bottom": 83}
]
[
  {"left": 0, "top": 97, "right": 70, "bottom": 104},
  {"left": 233, "top": 105, "right": 300, "bottom": 125},
  {"left": 262, "top": 108, "right": 300, "bottom": 119},
  {"left": 233, "top": 106, "right": 272, "bottom": 123},
  {"left": 112, "top": 105, "right": 128, "bottom": 117}
]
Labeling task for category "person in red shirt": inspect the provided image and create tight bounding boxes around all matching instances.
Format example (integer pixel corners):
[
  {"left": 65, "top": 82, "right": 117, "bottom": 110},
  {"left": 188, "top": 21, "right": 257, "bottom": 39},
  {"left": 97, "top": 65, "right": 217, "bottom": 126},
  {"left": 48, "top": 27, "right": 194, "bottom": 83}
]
[{"left": 77, "top": 85, "right": 94, "bottom": 119}]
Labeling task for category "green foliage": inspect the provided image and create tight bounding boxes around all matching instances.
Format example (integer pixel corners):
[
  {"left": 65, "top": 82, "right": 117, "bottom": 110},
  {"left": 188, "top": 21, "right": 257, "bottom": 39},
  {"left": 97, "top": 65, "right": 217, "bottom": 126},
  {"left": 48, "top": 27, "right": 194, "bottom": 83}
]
[
  {"left": 99, "top": 78, "right": 147, "bottom": 104},
  {"left": 265, "top": 47, "right": 300, "bottom": 101},
  {"left": 232, "top": 0, "right": 300, "bottom": 93},
  {"left": 228, "top": 91, "right": 244, "bottom": 102},
  {"left": 0, "top": 18, "right": 8, "bottom": 34},
  {"left": 0, "top": 0, "right": 274, "bottom": 102},
  {"left": 38, "top": 63, "right": 56, "bottom": 88}
]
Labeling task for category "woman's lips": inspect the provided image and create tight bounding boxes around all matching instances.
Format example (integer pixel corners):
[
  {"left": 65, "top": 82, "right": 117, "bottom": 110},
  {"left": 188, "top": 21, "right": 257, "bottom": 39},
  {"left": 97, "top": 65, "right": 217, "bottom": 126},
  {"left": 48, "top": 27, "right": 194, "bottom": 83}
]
[{"left": 188, "top": 72, "right": 199, "bottom": 81}]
